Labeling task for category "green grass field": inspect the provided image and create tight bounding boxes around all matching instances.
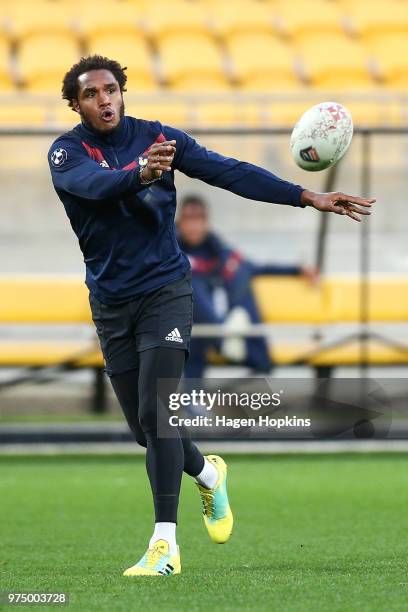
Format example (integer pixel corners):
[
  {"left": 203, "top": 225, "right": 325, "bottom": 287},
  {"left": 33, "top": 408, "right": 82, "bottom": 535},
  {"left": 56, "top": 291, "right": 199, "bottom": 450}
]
[{"left": 1, "top": 453, "right": 407, "bottom": 611}]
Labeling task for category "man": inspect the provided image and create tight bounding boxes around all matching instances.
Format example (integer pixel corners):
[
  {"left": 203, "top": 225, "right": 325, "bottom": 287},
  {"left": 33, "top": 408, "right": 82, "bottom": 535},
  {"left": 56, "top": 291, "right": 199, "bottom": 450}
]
[
  {"left": 177, "top": 194, "right": 318, "bottom": 378},
  {"left": 47, "top": 55, "right": 374, "bottom": 577}
]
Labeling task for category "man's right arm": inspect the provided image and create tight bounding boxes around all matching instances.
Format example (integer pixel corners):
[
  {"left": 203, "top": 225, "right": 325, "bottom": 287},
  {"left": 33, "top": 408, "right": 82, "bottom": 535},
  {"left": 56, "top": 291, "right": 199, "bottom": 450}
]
[{"left": 48, "top": 139, "right": 146, "bottom": 200}]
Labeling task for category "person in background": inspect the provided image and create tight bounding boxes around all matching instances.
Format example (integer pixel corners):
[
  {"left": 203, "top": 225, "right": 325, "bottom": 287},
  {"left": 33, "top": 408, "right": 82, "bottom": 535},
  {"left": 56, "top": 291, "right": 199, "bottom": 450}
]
[{"left": 177, "top": 194, "right": 318, "bottom": 378}]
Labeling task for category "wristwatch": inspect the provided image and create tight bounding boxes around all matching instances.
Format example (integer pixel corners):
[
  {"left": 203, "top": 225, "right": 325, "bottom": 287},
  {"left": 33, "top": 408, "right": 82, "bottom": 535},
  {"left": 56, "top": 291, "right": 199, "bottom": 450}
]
[{"left": 139, "top": 166, "right": 162, "bottom": 185}]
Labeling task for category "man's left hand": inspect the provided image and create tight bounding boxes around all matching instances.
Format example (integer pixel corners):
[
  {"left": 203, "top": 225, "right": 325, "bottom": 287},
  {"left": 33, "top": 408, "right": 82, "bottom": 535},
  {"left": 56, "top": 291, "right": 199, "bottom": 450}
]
[{"left": 301, "top": 190, "right": 375, "bottom": 222}]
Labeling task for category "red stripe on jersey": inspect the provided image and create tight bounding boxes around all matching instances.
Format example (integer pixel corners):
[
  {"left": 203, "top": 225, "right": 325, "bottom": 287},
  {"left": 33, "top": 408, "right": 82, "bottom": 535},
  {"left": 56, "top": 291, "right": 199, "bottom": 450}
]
[
  {"left": 221, "top": 252, "right": 243, "bottom": 280},
  {"left": 82, "top": 133, "right": 166, "bottom": 169},
  {"left": 189, "top": 255, "right": 218, "bottom": 274},
  {"left": 122, "top": 160, "right": 137, "bottom": 170},
  {"left": 141, "top": 133, "right": 166, "bottom": 158},
  {"left": 81, "top": 141, "right": 105, "bottom": 164}
]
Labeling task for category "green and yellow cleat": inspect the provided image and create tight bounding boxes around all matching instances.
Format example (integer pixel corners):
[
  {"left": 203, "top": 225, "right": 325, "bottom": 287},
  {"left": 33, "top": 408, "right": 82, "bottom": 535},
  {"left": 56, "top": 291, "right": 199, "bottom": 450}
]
[
  {"left": 196, "top": 455, "right": 233, "bottom": 544},
  {"left": 123, "top": 540, "right": 181, "bottom": 577}
]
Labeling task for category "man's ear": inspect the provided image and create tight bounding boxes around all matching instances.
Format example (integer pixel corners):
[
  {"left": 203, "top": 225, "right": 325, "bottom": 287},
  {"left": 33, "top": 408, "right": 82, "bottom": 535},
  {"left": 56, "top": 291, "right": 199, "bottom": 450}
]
[{"left": 72, "top": 100, "right": 80, "bottom": 113}]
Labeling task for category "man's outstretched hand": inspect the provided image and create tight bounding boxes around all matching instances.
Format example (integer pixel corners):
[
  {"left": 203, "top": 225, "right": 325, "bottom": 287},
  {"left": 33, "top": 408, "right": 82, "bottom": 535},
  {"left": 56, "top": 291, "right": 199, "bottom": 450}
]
[
  {"left": 301, "top": 190, "right": 375, "bottom": 222},
  {"left": 140, "top": 140, "right": 176, "bottom": 183}
]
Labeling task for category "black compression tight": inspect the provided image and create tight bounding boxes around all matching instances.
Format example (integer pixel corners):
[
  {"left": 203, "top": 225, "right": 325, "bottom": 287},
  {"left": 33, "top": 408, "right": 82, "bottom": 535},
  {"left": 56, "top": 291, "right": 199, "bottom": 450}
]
[{"left": 109, "top": 347, "right": 205, "bottom": 523}]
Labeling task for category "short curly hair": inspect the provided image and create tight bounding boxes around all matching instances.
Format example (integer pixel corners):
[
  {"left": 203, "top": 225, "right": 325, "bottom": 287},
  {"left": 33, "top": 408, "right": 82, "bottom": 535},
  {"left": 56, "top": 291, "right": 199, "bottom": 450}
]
[{"left": 62, "top": 55, "right": 127, "bottom": 108}]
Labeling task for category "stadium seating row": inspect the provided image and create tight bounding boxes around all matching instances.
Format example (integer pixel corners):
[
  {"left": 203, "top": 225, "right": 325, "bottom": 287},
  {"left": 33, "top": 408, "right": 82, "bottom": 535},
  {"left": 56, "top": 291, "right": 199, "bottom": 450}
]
[
  {"left": 3, "top": 275, "right": 407, "bottom": 327},
  {"left": 1, "top": 31, "right": 408, "bottom": 93},
  {"left": 0, "top": 96, "right": 405, "bottom": 129},
  {"left": 1, "top": 0, "right": 408, "bottom": 43},
  {"left": 1, "top": 275, "right": 407, "bottom": 411}
]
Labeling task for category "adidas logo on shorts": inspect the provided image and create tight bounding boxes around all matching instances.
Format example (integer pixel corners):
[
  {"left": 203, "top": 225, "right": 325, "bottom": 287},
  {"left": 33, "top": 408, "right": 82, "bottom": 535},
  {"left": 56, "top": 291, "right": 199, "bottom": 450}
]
[{"left": 165, "top": 328, "right": 183, "bottom": 343}]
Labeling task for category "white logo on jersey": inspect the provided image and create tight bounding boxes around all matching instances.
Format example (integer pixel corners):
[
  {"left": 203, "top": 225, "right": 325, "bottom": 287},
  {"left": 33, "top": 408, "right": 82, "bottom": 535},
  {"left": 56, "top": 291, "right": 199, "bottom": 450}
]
[
  {"left": 99, "top": 160, "right": 109, "bottom": 168},
  {"left": 165, "top": 328, "right": 183, "bottom": 343},
  {"left": 51, "top": 148, "right": 67, "bottom": 167}
]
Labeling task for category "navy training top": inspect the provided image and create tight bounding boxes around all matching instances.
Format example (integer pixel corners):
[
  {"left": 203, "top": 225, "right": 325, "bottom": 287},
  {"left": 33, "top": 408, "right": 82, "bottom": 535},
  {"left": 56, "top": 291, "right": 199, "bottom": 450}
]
[
  {"left": 48, "top": 116, "right": 305, "bottom": 305},
  {"left": 177, "top": 232, "right": 302, "bottom": 283}
]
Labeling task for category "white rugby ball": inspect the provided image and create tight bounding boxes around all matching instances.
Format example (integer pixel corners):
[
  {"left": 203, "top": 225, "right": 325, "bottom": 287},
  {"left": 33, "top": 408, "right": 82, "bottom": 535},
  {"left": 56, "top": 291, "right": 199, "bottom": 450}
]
[{"left": 290, "top": 102, "right": 353, "bottom": 171}]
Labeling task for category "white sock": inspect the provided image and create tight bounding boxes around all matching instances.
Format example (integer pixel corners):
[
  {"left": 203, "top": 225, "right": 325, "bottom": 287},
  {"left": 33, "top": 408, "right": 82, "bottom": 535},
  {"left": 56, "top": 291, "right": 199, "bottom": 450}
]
[
  {"left": 195, "top": 458, "right": 218, "bottom": 489},
  {"left": 149, "top": 522, "right": 177, "bottom": 556}
]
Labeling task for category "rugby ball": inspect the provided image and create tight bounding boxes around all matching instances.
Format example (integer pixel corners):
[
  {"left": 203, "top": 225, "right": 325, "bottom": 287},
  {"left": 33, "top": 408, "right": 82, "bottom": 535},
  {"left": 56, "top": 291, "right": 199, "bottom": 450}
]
[{"left": 290, "top": 102, "right": 353, "bottom": 171}]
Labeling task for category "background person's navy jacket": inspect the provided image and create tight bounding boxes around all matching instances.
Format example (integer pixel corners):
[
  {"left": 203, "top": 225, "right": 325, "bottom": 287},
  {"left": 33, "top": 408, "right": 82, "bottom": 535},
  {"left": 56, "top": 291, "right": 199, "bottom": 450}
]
[
  {"left": 48, "top": 116, "right": 305, "bottom": 305},
  {"left": 177, "top": 232, "right": 302, "bottom": 288}
]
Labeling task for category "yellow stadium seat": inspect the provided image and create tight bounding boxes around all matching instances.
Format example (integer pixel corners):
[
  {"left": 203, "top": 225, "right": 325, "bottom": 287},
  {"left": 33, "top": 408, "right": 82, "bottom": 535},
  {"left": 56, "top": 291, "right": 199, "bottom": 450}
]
[
  {"left": 0, "top": 36, "right": 14, "bottom": 92},
  {"left": 193, "top": 101, "right": 261, "bottom": 127},
  {"left": 119, "top": 0, "right": 148, "bottom": 6},
  {"left": 0, "top": 78, "right": 15, "bottom": 93},
  {"left": 343, "top": 98, "right": 402, "bottom": 127},
  {"left": 298, "top": 35, "right": 374, "bottom": 90},
  {"left": 227, "top": 33, "right": 300, "bottom": 91},
  {"left": 87, "top": 33, "right": 158, "bottom": 92},
  {"left": 0, "top": 340, "right": 103, "bottom": 368},
  {"left": 264, "top": 100, "right": 315, "bottom": 127},
  {"left": 271, "top": 341, "right": 320, "bottom": 366},
  {"left": 253, "top": 276, "right": 327, "bottom": 324},
  {"left": 77, "top": 2, "right": 141, "bottom": 42},
  {"left": 166, "top": 75, "right": 231, "bottom": 92},
  {"left": 241, "top": 75, "right": 304, "bottom": 91},
  {"left": 4, "top": 275, "right": 408, "bottom": 327},
  {"left": 274, "top": 0, "right": 345, "bottom": 42},
  {"left": 0, "top": 135, "right": 45, "bottom": 169},
  {"left": 370, "top": 34, "right": 408, "bottom": 89},
  {"left": 126, "top": 101, "right": 190, "bottom": 126},
  {"left": 143, "top": 0, "right": 210, "bottom": 44},
  {"left": 124, "top": 74, "right": 158, "bottom": 92},
  {"left": 157, "top": 34, "right": 227, "bottom": 90},
  {"left": 326, "top": 277, "right": 408, "bottom": 322},
  {"left": 275, "top": 96, "right": 390, "bottom": 131},
  {"left": 18, "top": 34, "right": 81, "bottom": 92},
  {"left": 0, "top": 104, "right": 47, "bottom": 128},
  {"left": 53, "top": 105, "right": 81, "bottom": 130},
  {"left": 210, "top": 1, "right": 275, "bottom": 40},
  {"left": 23, "top": 75, "right": 69, "bottom": 94},
  {"left": 5, "top": 1, "right": 76, "bottom": 43},
  {"left": 345, "top": 0, "right": 408, "bottom": 41},
  {"left": 0, "top": 277, "right": 91, "bottom": 324},
  {"left": 309, "top": 340, "right": 408, "bottom": 367},
  {"left": 253, "top": 275, "right": 408, "bottom": 325}
]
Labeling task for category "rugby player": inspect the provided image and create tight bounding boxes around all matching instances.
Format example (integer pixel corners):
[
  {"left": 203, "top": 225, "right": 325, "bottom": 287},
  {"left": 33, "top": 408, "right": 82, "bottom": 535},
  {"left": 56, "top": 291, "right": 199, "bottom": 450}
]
[{"left": 48, "top": 55, "right": 374, "bottom": 577}]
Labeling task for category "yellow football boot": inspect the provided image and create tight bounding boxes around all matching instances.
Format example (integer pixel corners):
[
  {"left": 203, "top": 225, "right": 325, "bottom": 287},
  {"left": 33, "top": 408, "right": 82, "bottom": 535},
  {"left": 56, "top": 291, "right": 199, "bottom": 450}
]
[
  {"left": 196, "top": 455, "right": 233, "bottom": 544},
  {"left": 123, "top": 540, "right": 181, "bottom": 576}
]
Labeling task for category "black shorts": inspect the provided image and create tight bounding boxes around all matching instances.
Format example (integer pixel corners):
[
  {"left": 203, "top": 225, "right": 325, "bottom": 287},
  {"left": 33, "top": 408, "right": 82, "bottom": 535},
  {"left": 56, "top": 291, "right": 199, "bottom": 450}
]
[{"left": 89, "top": 272, "right": 193, "bottom": 377}]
